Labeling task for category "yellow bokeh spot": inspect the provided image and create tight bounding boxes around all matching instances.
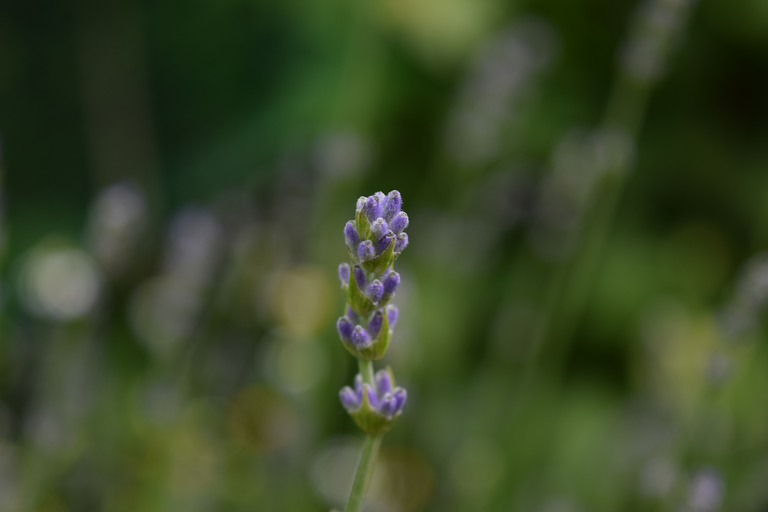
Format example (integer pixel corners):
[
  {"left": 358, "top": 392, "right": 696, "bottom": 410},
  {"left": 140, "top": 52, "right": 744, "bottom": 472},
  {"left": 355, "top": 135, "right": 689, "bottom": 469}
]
[
  {"left": 380, "top": 0, "right": 500, "bottom": 66},
  {"left": 269, "top": 265, "right": 334, "bottom": 338}
]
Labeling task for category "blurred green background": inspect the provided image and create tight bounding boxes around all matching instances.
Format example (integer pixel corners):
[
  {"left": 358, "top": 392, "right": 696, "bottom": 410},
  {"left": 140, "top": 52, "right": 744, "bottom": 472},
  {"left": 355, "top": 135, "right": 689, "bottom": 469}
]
[{"left": 1, "top": 0, "right": 768, "bottom": 510}]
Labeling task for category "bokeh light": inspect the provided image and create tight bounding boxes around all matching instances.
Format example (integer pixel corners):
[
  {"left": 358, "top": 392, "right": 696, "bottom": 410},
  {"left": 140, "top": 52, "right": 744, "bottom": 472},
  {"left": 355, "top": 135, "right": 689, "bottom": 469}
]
[{"left": 18, "top": 242, "right": 101, "bottom": 321}]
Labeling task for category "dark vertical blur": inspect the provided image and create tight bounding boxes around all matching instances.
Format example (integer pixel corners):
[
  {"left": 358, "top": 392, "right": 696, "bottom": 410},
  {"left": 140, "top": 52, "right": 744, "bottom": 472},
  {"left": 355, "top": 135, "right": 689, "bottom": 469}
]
[{"left": 73, "top": 0, "right": 160, "bottom": 194}]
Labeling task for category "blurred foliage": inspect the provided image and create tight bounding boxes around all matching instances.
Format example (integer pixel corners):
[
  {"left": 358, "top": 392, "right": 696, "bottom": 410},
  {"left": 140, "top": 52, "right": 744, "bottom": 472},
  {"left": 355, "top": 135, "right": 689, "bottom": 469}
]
[{"left": 1, "top": 0, "right": 768, "bottom": 510}]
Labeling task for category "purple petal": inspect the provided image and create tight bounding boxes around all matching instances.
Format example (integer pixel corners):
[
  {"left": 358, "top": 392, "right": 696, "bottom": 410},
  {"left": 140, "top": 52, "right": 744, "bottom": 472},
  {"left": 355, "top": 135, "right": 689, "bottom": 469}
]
[
  {"left": 375, "top": 231, "right": 395, "bottom": 255},
  {"left": 382, "top": 271, "right": 400, "bottom": 299},
  {"left": 374, "top": 191, "right": 386, "bottom": 203},
  {"left": 390, "top": 212, "right": 408, "bottom": 234},
  {"left": 357, "top": 240, "right": 375, "bottom": 261},
  {"left": 386, "top": 305, "right": 398, "bottom": 328},
  {"left": 395, "top": 232, "right": 408, "bottom": 252},
  {"left": 370, "top": 217, "right": 388, "bottom": 240},
  {"left": 364, "top": 196, "right": 381, "bottom": 222},
  {"left": 375, "top": 369, "right": 393, "bottom": 396},
  {"left": 383, "top": 190, "right": 402, "bottom": 222},
  {"left": 353, "top": 264, "right": 367, "bottom": 290},
  {"left": 392, "top": 388, "right": 407, "bottom": 414},
  {"left": 364, "top": 384, "right": 379, "bottom": 408},
  {"left": 339, "top": 386, "right": 360, "bottom": 411},
  {"left": 346, "top": 306, "right": 361, "bottom": 324},
  {"left": 367, "top": 280, "right": 384, "bottom": 303},
  {"left": 338, "top": 263, "right": 350, "bottom": 286},
  {"left": 337, "top": 317, "right": 354, "bottom": 342},
  {"left": 344, "top": 221, "right": 360, "bottom": 250},
  {"left": 378, "top": 394, "right": 397, "bottom": 417},
  {"left": 368, "top": 310, "right": 384, "bottom": 338},
  {"left": 351, "top": 325, "right": 371, "bottom": 347}
]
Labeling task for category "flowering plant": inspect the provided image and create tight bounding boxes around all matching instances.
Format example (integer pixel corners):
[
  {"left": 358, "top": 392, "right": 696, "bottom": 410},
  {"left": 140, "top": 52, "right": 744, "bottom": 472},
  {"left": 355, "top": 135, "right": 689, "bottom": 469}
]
[{"left": 335, "top": 191, "right": 409, "bottom": 511}]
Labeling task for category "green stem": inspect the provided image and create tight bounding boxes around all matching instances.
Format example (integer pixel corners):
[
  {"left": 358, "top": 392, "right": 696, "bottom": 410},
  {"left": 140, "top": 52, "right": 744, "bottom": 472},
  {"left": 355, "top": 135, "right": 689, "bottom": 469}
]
[
  {"left": 344, "top": 434, "right": 383, "bottom": 512},
  {"left": 358, "top": 357, "right": 374, "bottom": 385}
]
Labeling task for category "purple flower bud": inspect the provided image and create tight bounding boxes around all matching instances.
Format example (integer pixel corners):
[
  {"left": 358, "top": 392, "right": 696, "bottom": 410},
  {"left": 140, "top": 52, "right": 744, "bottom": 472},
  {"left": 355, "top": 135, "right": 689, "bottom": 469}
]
[
  {"left": 346, "top": 306, "right": 362, "bottom": 325},
  {"left": 390, "top": 212, "right": 408, "bottom": 234},
  {"left": 337, "top": 317, "right": 354, "bottom": 343},
  {"left": 357, "top": 240, "right": 375, "bottom": 261},
  {"left": 395, "top": 232, "right": 408, "bottom": 252},
  {"left": 375, "top": 231, "right": 395, "bottom": 255},
  {"left": 392, "top": 388, "right": 407, "bottom": 414},
  {"left": 344, "top": 221, "right": 360, "bottom": 250},
  {"left": 370, "top": 217, "right": 389, "bottom": 240},
  {"left": 375, "top": 369, "right": 393, "bottom": 396},
  {"left": 382, "top": 271, "right": 399, "bottom": 299},
  {"left": 338, "top": 263, "right": 350, "bottom": 286},
  {"left": 374, "top": 191, "right": 386, "bottom": 203},
  {"left": 353, "top": 264, "right": 367, "bottom": 290},
  {"left": 368, "top": 310, "right": 384, "bottom": 338},
  {"left": 351, "top": 325, "right": 371, "bottom": 347},
  {"left": 379, "top": 393, "right": 397, "bottom": 417},
  {"left": 383, "top": 190, "right": 402, "bottom": 221},
  {"left": 364, "top": 383, "right": 379, "bottom": 408},
  {"left": 386, "top": 305, "right": 398, "bottom": 328},
  {"left": 364, "top": 196, "right": 382, "bottom": 222},
  {"left": 367, "top": 280, "right": 384, "bottom": 303},
  {"left": 339, "top": 386, "right": 360, "bottom": 411}
]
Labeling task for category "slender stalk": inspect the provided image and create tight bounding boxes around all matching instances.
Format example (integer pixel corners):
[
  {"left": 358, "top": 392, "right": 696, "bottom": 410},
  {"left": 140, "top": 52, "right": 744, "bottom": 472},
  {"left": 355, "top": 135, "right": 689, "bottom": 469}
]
[
  {"left": 358, "top": 357, "right": 375, "bottom": 385},
  {"left": 344, "top": 434, "right": 383, "bottom": 512},
  {"left": 530, "top": 0, "right": 697, "bottom": 380}
]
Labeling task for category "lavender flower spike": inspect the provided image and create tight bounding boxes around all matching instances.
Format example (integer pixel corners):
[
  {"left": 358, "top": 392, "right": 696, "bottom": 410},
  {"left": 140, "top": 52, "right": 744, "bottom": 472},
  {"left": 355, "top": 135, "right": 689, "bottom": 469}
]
[{"left": 336, "top": 190, "right": 410, "bottom": 440}]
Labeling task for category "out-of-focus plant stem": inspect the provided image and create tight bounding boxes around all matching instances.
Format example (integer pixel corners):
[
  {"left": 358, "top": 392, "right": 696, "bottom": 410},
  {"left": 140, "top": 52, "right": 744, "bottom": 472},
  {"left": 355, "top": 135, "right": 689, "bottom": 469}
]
[
  {"left": 358, "top": 357, "right": 375, "bottom": 385},
  {"left": 531, "top": 9, "right": 693, "bottom": 379},
  {"left": 345, "top": 433, "right": 382, "bottom": 512}
]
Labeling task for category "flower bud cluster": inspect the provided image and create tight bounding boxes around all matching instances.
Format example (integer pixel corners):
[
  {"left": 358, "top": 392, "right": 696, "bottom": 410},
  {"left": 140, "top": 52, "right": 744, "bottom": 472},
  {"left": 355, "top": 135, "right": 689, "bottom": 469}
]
[
  {"left": 344, "top": 190, "right": 409, "bottom": 274},
  {"left": 339, "top": 369, "right": 407, "bottom": 435},
  {"left": 336, "top": 191, "right": 409, "bottom": 435}
]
